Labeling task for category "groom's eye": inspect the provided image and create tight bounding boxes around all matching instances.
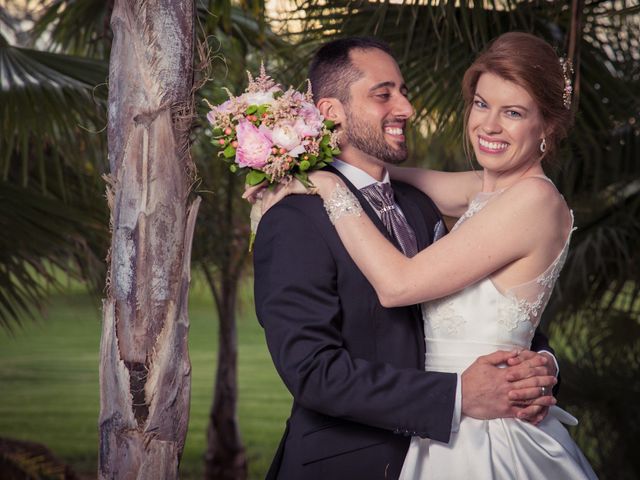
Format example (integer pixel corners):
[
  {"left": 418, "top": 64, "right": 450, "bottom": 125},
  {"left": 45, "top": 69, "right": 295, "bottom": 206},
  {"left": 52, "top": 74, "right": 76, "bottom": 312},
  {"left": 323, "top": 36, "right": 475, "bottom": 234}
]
[{"left": 376, "top": 92, "right": 391, "bottom": 100}]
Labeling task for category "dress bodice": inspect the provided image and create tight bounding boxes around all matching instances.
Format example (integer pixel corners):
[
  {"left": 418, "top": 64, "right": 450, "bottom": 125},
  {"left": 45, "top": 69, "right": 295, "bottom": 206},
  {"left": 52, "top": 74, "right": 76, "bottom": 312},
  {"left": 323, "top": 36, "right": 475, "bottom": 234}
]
[
  {"left": 401, "top": 181, "right": 597, "bottom": 480},
  {"left": 422, "top": 185, "right": 574, "bottom": 374}
]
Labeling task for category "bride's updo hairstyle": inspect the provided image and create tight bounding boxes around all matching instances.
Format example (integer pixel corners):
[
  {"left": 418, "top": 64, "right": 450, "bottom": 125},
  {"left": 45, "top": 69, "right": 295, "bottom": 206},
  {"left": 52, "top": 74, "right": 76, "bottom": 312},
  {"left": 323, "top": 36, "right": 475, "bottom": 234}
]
[{"left": 461, "top": 32, "right": 574, "bottom": 161}]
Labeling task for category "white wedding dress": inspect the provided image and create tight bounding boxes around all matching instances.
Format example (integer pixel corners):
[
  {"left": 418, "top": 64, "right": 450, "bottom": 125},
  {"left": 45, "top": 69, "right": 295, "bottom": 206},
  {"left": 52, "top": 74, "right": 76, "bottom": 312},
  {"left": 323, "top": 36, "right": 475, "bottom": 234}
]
[{"left": 399, "top": 186, "right": 597, "bottom": 480}]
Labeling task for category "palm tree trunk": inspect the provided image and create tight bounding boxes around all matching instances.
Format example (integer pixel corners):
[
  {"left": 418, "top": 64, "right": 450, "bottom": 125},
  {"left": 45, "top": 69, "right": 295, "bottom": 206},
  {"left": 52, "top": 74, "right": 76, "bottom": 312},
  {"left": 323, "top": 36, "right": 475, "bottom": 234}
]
[{"left": 98, "top": 1, "right": 198, "bottom": 478}]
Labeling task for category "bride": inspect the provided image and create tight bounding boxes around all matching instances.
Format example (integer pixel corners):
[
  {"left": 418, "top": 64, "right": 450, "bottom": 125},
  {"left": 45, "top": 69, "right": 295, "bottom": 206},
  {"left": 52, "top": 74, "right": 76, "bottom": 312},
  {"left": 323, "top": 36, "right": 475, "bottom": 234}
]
[{"left": 251, "top": 32, "right": 597, "bottom": 479}]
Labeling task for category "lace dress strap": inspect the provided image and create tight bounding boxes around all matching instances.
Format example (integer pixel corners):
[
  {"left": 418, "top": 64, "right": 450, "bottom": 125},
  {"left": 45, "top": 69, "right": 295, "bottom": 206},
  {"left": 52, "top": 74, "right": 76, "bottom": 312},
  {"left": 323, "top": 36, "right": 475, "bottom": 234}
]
[
  {"left": 452, "top": 176, "right": 575, "bottom": 330},
  {"left": 499, "top": 210, "right": 575, "bottom": 329}
]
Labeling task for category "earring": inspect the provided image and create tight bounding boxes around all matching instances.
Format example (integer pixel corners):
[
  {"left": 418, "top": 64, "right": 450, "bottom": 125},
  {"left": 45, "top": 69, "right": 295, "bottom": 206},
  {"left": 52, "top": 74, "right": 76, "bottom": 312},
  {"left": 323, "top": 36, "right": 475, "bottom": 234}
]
[{"left": 540, "top": 138, "right": 547, "bottom": 153}]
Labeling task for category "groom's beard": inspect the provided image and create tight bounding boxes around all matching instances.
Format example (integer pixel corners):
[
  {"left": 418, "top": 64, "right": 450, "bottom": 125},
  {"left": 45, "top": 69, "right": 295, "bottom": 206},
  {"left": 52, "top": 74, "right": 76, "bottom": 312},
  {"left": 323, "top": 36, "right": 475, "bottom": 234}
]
[{"left": 344, "top": 109, "right": 409, "bottom": 165}]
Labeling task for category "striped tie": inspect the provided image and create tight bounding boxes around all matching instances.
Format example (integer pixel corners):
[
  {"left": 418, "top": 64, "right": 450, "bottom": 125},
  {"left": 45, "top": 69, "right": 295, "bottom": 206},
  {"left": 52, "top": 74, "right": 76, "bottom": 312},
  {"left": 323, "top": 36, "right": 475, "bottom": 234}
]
[{"left": 359, "top": 183, "right": 418, "bottom": 257}]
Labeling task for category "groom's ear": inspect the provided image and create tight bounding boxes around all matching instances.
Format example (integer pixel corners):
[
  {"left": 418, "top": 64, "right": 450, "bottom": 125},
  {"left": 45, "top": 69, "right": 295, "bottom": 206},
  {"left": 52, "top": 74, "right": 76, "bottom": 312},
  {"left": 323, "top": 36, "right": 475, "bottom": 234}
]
[{"left": 317, "top": 98, "right": 346, "bottom": 126}]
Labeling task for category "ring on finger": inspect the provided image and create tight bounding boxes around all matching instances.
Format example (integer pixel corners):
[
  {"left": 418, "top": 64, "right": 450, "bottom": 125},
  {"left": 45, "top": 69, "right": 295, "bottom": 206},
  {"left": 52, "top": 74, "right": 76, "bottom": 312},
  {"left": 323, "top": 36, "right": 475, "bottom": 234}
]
[{"left": 540, "top": 386, "right": 548, "bottom": 396}]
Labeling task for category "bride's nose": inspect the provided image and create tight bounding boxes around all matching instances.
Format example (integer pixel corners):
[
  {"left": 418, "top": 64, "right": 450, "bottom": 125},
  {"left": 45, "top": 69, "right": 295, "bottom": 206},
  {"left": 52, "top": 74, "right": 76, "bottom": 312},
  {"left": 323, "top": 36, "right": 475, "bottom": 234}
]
[{"left": 481, "top": 113, "right": 502, "bottom": 134}]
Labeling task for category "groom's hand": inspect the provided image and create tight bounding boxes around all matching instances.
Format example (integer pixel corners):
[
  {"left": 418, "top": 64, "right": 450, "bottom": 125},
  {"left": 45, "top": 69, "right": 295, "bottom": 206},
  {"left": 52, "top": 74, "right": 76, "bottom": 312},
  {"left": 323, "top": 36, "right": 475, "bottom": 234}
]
[{"left": 461, "top": 350, "right": 556, "bottom": 420}]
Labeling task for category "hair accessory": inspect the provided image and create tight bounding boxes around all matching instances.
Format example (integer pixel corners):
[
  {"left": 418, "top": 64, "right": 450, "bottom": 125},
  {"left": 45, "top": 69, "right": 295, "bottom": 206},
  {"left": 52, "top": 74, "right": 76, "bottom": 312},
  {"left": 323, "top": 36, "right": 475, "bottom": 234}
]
[
  {"left": 540, "top": 138, "right": 547, "bottom": 153},
  {"left": 559, "top": 57, "right": 574, "bottom": 110}
]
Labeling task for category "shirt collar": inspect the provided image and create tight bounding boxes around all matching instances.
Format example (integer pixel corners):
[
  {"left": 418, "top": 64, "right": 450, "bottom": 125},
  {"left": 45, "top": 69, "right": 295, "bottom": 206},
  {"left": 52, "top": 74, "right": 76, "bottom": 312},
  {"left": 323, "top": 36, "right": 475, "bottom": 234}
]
[{"left": 331, "top": 159, "right": 390, "bottom": 190}]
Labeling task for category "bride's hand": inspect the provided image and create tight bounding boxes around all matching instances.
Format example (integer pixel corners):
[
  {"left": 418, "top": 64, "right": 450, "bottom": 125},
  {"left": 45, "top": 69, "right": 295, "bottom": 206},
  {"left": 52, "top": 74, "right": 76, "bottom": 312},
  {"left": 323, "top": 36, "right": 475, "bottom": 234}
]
[
  {"left": 242, "top": 176, "right": 316, "bottom": 218},
  {"left": 242, "top": 171, "right": 344, "bottom": 216},
  {"left": 307, "top": 170, "right": 345, "bottom": 200}
]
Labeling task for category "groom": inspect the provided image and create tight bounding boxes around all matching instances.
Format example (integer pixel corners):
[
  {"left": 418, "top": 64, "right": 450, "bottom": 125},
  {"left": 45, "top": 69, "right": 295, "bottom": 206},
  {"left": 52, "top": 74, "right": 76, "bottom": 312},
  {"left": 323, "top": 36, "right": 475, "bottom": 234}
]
[{"left": 253, "top": 37, "right": 558, "bottom": 479}]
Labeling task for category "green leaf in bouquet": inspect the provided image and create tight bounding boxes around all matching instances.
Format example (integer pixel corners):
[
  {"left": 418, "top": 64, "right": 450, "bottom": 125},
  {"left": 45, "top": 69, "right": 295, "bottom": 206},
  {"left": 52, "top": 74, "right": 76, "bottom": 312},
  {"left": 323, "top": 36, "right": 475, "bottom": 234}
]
[
  {"left": 299, "top": 160, "right": 311, "bottom": 171},
  {"left": 320, "top": 135, "right": 331, "bottom": 147},
  {"left": 331, "top": 148, "right": 340, "bottom": 155},
  {"left": 229, "top": 164, "right": 238, "bottom": 173},
  {"left": 305, "top": 154, "right": 318, "bottom": 167},
  {"left": 323, "top": 120, "right": 335, "bottom": 129},
  {"left": 246, "top": 170, "right": 267, "bottom": 186},
  {"left": 223, "top": 145, "right": 236, "bottom": 158},
  {"left": 315, "top": 161, "right": 327, "bottom": 169},
  {"left": 245, "top": 105, "right": 258, "bottom": 115},
  {"left": 212, "top": 127, "right": 223, "bottom": 136},
  {"left": 293, "top": 172, "right": 312, "bottom": 188},
  {"left": 258, "top": 105, "right": 269, "bottom": 115}
]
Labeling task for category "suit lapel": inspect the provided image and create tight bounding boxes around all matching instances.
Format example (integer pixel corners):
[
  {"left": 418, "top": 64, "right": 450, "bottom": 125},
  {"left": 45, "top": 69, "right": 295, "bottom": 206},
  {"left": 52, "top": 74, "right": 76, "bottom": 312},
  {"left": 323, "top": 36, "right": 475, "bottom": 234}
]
[{"left": 326, "top": 167, "right": 426, "bottom": 358}]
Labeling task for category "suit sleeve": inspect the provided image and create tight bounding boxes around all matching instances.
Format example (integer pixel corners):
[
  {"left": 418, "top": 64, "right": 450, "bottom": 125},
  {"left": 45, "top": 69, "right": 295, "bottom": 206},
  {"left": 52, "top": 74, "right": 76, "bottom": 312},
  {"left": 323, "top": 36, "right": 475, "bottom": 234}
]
[
  {"left": 530, "top": 329, "right": 554, "bottom": 354},
  {"left": 531, "top": 329, "right": 561, "bottom": 395},
  {"left": 253, "top": 199, "right": 457, "bottom": 442}
]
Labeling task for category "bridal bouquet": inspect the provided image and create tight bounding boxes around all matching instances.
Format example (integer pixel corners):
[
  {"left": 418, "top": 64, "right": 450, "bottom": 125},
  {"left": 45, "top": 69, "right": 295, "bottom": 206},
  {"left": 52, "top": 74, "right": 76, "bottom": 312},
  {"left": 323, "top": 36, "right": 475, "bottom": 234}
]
[{"left": 205, "top": 65, "right": 339, "bottom": 247}]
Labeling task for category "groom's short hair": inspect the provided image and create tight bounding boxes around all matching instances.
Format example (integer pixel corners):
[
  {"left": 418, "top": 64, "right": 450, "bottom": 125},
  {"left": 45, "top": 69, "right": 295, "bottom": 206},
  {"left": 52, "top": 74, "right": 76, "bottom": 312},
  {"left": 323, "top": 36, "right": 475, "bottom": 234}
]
[{"left": 309, "top": 37, "right": 393, "bottom": 104}]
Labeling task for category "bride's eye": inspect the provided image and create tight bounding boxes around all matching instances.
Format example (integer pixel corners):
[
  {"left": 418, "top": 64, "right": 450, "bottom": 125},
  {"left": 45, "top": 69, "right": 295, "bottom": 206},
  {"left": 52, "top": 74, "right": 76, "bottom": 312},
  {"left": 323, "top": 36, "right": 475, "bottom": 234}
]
[
  {"left": 505, "top": 110, "right": 522, "bottom": 119},
  {"left": 473, "top": 99, "right": 487, "bottom": 109}
]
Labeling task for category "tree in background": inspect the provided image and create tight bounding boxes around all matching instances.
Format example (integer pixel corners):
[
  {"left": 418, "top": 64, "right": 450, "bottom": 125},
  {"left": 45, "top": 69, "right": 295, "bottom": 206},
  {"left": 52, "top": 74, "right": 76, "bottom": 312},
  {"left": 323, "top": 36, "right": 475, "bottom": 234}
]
[
  {"left": 98, "top": 0, "right": 199, "bottom": 477},
  {"left": 1, "top": 0, "right": 287, "bottom": 477},
  {"left": 192, "top": 4, "right": 291, "bottom": 478}
]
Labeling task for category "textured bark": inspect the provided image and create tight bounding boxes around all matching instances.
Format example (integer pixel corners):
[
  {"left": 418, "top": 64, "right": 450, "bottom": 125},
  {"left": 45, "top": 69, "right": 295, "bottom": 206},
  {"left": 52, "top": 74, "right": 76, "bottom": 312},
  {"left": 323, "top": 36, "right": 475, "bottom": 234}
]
[{"left": 99, "top": 1, "right": 197, "bottom": 479}]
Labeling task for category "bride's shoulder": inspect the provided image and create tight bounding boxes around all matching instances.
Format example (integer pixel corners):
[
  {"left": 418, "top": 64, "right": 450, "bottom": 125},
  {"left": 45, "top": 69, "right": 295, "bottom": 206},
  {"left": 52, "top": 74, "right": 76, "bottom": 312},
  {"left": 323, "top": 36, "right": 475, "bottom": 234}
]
[
  {"left": 499, "top": 176, "right": 569, "bottom": 225},
  {"left": 502, "top": 176, "right": 572, "bottom": 233},
  {"left": 503, "top": 176, "right": 565, "bottom": 205}
]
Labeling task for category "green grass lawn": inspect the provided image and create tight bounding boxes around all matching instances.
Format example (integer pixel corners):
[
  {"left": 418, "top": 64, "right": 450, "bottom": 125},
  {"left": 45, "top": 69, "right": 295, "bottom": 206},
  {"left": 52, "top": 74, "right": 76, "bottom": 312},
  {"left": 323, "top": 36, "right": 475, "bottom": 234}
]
[{"left": 0, "top": 280, "right": 291, "bottom": 479}]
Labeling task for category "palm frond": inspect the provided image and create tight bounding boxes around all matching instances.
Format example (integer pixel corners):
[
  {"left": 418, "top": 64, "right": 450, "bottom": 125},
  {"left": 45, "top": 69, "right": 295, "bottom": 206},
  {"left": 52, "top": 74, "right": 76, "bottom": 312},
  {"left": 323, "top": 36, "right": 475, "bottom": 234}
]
[
  {"left": 31, "top": 0, "right": 113, "bottom": 58},
  {"left": 0, "top": 32, "right": 108, "bottom": 194},
  {"left": 0, "top": 181, "right": 107, "bottom": 332}
]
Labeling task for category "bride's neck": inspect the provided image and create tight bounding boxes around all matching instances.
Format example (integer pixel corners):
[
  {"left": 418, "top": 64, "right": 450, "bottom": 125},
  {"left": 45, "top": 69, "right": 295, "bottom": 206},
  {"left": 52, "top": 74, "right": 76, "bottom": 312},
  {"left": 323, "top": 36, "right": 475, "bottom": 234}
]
[{"left": 481, "top": 162, "right": 546, "bottom": 192}]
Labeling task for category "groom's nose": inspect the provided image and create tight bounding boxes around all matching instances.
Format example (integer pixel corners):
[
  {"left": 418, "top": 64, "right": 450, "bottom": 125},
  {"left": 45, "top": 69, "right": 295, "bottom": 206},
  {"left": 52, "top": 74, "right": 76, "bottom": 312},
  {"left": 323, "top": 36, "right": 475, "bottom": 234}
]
[{"left": 393, "top": 93, "right": 414, "bottom": 120}]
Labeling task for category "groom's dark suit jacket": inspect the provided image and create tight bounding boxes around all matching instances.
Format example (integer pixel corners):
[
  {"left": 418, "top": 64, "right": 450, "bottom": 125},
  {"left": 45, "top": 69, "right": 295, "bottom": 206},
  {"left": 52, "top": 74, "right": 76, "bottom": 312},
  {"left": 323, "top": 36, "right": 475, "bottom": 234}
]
[{"left": 253, "top": 168, "right": 555, "bottom": 480}]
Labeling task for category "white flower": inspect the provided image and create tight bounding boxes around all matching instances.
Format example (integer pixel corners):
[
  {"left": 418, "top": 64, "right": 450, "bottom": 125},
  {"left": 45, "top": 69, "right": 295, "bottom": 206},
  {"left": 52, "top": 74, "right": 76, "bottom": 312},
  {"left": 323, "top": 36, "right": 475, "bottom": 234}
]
[
  {"left": 272, "top": 122, "right": 302, "bottom": 152},
  {"left": 242, "top": 91, "right": 275, "bottom": 106}
]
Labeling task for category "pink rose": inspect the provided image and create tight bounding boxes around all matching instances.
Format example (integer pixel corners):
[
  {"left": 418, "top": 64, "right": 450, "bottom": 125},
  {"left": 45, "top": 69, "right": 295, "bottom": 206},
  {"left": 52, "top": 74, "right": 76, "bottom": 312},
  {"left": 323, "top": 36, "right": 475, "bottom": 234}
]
[
  {"left": 293, "top": 117, "right": 321, "bottom": 138},
  {"left": 235, "top": 121, "right": 272, "bottom": 168},
  {"left": 294, "top": 102, "right": 323, "bottom": 137}
]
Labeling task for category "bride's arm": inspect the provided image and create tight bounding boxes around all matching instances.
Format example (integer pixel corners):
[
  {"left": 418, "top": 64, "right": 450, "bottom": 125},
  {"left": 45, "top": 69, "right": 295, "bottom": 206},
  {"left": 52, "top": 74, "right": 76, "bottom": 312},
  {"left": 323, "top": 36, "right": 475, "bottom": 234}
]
[
  {"left": 314, "top": 173, "right": 560, "bottom": 307},
  {"left": 387, "top": 165, "right": 482, "bottom": 218}
]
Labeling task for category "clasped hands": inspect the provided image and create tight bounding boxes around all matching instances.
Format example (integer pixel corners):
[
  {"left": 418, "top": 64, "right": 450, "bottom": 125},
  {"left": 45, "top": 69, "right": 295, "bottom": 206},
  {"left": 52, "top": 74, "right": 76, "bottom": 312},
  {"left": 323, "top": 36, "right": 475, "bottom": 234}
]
[{"left": 461, "top": 349, "right": 557, "bottom": 425}]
